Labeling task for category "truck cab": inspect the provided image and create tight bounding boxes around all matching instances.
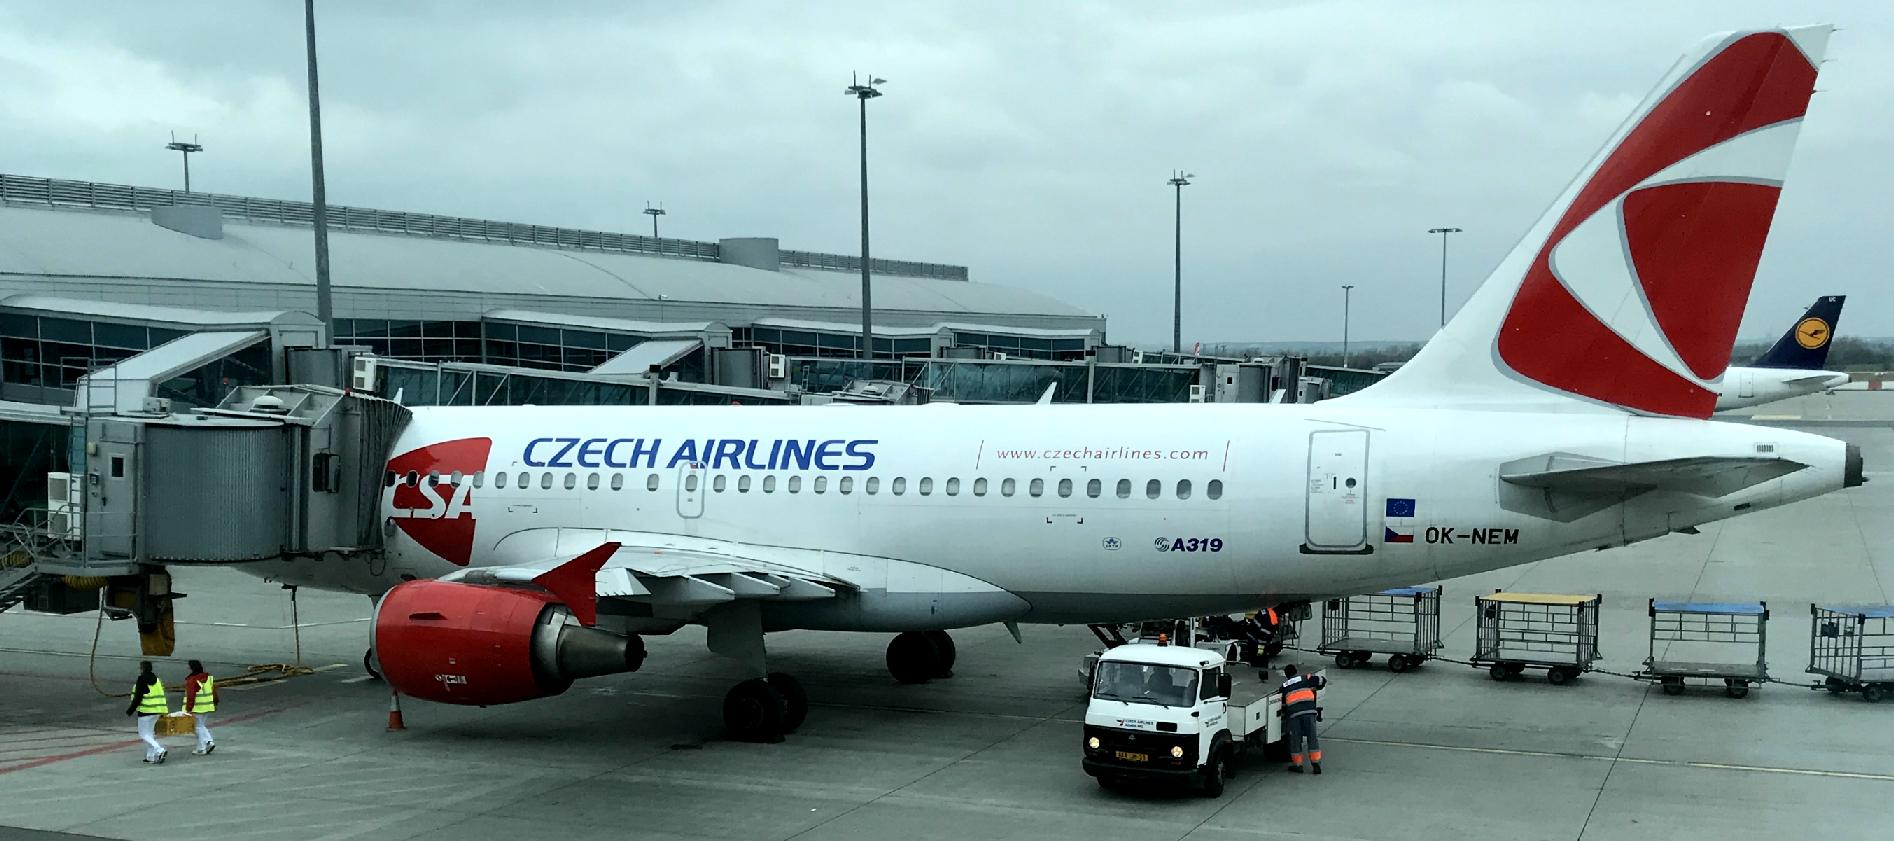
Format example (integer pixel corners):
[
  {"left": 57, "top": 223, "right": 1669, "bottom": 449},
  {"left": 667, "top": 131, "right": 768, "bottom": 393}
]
[{"left": 1081, "top": 641, "right": 1292, "bottom": 798}]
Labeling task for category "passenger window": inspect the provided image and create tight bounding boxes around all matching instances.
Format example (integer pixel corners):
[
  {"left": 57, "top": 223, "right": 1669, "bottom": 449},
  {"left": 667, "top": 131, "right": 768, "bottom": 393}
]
[
  {"left": 472, "top": 472, "right": 484, "bottom": 489},
  {"left": 1207, "top": 479, "right": 1223, "bottom": 500},
  {"left": 1002, "top": 478, "right": 1016, "bottom": 497},
  {"left": 840, "top": 476, "right": 853, "bottom": 494},
  {"left": 449, "top": 470, "right": 463, "bottom": 484},
  {"left": 738, "top": 475, "right": 752, "bottom": 493},
  {"left": 1177, "top": 480, "right": 1191, "bottom": 499},
  {"left": 383, "top": 471, "right": 397, "bottom": 488},
  {"left": 973, "top": 478, "right": 988, "bottom": 497},
  {"left": 610, "top": 473, "right": 624, "bottom": 491},
  {"left": 893, "top": 477, "right": 907, "bottom": 495},
  {"left": 1116, "top": 479, "right": 1131, "bottom": 499},
  {"left": 587, "top": 473, "right": 600, "bottom": 491},
  {"left": 789, "top": 476, "right": 803, "bottom": 493},
  {"left": 1058, "top": 478, "right": 1073, "bottom": 498},
  {"left": 1029, "top": 478, "right": 1044, "bottom": 497},
  {"left": 646, "top": 473, "right": 660, "bottom": 491},
  {"left": 564, "top": 472, "right": 577, "bottom": 490},
  {"left": 494, "top": 471, "right": 508, "bottom": 489},
  {"left": 919, "top": 477, "right": 934, "bottom": 496},
  {"left": 946, "top": 478, "right": 960, "bottom": 496},
  {"left": 540, "top": 472, "right": 554, "bottom": 490},
  {"left": 518, "top": 471, "right": 530, "bottom": 489},
  {"left": 1087, "top": 478, "right": 1101, "bottom": 498},
  {"left": 713, "top": 475, "right": 727, "bottom": 493},
  {"left": 763, "top": 475, "right": 777, "bottom": 493},
  {"left": 1146, "top": 479, "right": 1161, "bottom": 499},
  {"left": 814, "top": 476, "right": 827, "bottom": 494},
  {"left": 866, "top": 476, "right": 880, "bottom": 494},
  {"left": 685, "top": 474, "right": 699, "bottom": 492}
]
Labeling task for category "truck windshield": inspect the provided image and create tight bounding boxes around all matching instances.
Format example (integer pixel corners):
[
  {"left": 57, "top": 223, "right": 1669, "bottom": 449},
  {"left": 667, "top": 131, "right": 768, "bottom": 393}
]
[{"left": 1091, "top": 661, "right": 1199, "bottom": 708}]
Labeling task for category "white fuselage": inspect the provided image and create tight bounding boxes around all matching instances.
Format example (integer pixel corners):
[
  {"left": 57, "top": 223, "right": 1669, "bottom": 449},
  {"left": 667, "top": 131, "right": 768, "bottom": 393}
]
[
  {"left": 246, "top": 401, "right": 1848, "bottom": 629},
  {"left": 1715, "top": 367, "right": 1850, "bottom": 411}
]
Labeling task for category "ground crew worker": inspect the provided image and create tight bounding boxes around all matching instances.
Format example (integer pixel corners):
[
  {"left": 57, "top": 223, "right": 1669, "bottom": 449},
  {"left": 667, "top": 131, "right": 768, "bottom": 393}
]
[
  {"left": 182, "top": 660, "right": 216, "bottom": 755},
  {"left": 125, "top": 661, "right": 168, "bottom": 764},
  {"left": 1278, "top": 664, "right": 1327, "bottom": 774}
]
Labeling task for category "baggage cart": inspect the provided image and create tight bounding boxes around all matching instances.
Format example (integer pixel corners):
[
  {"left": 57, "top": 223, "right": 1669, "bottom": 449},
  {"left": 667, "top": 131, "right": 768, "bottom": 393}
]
[
  {"left": 1317, "top": 585, "right": 1443, "bottom": 672},
  {"left": 1809, "top": 604, "right": 1894, "bottom": 702},
  {"left": 1634, "top": 600, "right": 1769, "bottom": 698},
  {"left": 1470, "top": 591, "right": 1601, "bottom": 685}
]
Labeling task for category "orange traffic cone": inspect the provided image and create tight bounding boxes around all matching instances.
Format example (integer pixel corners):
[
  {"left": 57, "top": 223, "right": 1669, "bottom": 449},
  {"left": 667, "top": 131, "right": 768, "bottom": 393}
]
[{"left": 386, "top": 692, "right": 406, "bottom": 732}]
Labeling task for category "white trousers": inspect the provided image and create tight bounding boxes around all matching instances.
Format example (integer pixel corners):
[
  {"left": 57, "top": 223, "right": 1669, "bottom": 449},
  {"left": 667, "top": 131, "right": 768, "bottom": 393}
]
[
  {"left": 135, "top": 715, "right": 164, "bottom": 760},
  {"left": 192, "top": 712, "right": 213, "bottom": 750}
]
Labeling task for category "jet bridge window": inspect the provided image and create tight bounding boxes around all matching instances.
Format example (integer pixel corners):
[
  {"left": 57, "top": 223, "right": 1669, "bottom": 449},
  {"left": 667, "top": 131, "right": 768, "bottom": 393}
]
[
  {"left": 1029, "top": 478, "right": 1044, "bottom": 497},
  {"left": 713, "top": 475, "right": 728, "bottom": 493},
  {"left": 1116, "top": 479, "right": 1131, "bottom": 499},
  {"left": 1207, "top": 479, "right": 1222, "bottom": 500},
  {"left": 1087, "top": 478, "right": 1101, "bottom": 498},
  {"left": 1146, "top": 479, "right": 1161, "bottom": 499},
  {"left": 1177, "top": 480, "right": 1192, "bottom": 500},
  {"left": 1058, "top": 478, "right": 1073, "bottom": 498},
  {"left": 973, "top": 478, "right": 987, "bottom": 497},
  {"left": 1001, "top": 478, "right": 1016, "bottom": 497},
  {"left": 587, "top": 473, "right": 600, "bottom": 491},
  {"left": 946, "top": 478, "right": 960, "bottom": 496},
  {"left": 646, "top": 473, "right": 660, "bottom": 491},
  {"left": 919, "top": 477, "right": 934, "bottom": 496}
]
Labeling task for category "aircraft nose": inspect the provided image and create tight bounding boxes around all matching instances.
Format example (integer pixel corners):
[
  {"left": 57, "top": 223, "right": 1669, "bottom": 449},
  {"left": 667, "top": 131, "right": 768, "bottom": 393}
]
[{"left": 1846, "top": 443, "right": 1867, "bottom": 488}]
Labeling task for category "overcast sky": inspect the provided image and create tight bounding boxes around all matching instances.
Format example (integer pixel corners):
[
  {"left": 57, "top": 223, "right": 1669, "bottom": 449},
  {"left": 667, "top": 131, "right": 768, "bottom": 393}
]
[{"left": 1, "top": 1, "right": 1887, "bottom": 346}]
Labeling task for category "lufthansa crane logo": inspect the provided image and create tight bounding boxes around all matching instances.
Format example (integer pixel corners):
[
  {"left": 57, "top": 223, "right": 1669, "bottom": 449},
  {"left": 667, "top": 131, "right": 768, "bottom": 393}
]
[
  {"left": 385, "top": 437, "right": 493, "bottom": 567},
  {"left": 1794, "top": 317, "right": 1830, "bottom": 350}
]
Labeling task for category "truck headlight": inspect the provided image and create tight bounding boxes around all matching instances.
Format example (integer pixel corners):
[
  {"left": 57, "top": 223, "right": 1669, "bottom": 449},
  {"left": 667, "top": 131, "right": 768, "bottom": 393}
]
[
  {"left": 1169, "top": 745, "right": 1185, "bottom": 759},
  {"left": 1087, "top": 736, "right": 1101, "bottom": 750}
]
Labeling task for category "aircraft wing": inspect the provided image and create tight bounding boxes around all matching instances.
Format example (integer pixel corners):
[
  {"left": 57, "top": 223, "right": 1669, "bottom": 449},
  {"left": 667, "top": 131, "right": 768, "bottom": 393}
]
[
  {"left": 1500, "top": 454, "right": 1807, "bottom": 497},
  {"left": 443, "top": 539, "right": 848, "bottom": 608}
]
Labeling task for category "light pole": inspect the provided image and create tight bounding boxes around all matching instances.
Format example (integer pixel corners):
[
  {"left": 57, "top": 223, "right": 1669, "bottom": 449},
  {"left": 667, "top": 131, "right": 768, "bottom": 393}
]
[
  {"left": 164, "top": 133, "right": 203, "bottom": 192},
  {"left": 643, "top": 202, "right": 665, "bottom": 239},
  {"left": 1341, "top": 284, "right": 1355, "bottom": 368},
  {"left": 304, "top": 0, "right": 334, "bottom": 337},
  {"left": 846, "top": 72, "right": 884, "bottom": 360},
  {"left": 1168, "top": 170, "right": 1194, "bottom": 354},
  {"left": 1427, "top": 226, "right": 1462, "bottom": 329}
]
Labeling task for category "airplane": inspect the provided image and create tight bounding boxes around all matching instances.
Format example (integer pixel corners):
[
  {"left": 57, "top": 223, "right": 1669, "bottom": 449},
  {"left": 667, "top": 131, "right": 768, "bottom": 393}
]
[
  {"left": 1715, "top": 295, "right": 1850, "bottom": 411},
  {"left": 243, "top": 26, "right": 1861, "bottom": 743}
]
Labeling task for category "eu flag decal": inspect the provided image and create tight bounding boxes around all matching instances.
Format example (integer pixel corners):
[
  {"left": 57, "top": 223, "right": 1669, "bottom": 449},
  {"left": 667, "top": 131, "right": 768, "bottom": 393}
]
[{"left": 1385, "top": 498, "right": 1416, "bottom": 517}]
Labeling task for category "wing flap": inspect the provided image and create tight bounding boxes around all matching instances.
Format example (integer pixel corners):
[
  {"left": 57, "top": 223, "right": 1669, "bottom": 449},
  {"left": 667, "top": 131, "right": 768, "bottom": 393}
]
[{"left": 1500, "top": 453, "right": 1806, "bottom": 497}]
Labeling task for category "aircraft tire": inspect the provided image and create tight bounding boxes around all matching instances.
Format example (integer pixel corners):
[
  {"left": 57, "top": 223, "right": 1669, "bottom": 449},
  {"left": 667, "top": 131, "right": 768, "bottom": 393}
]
[
  {"left": 924, "top": 630, "right": 957, "bottom": 677},
  {"left": 364, "top": 648, "right": 382, "bottom": 681},
  {"left": 769, "top": 672, "right": 808, "bottom": 733},
  {"left": 887, "top": 631, "right": 942, "bottom": 684},
  {"left": 724, "top": 678, "right": 787, "bottom": 743}
]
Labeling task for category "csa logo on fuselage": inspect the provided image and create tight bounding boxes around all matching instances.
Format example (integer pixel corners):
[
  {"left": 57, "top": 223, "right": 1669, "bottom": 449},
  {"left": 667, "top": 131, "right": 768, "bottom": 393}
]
[{"left": 386, "top": 437, "right": 492, "bottom": 567}]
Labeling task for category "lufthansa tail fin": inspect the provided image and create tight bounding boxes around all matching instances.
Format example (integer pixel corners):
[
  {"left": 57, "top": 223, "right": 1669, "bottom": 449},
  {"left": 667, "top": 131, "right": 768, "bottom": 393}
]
[
  {"left": 1347, "top": 27, "right": 1832, "bottom": 419},
  {"left": 1751, "top": 295, "right": 1845, "bottom": 369}
]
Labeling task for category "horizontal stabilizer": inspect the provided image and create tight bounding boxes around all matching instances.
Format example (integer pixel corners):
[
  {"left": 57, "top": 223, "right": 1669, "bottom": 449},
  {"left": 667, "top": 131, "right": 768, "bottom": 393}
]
[{"left": 1501, "top": 454, "right": 1806, "bottom": 497}]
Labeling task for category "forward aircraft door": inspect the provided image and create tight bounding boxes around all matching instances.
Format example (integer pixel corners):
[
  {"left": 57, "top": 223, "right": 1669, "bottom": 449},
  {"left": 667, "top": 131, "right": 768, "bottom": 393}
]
[
  {"left": 1304, "top": 429, "right": 1369, "bottom": 552},
  {"left": 676, "top": 461, "right": 705, "bottom": 518}
]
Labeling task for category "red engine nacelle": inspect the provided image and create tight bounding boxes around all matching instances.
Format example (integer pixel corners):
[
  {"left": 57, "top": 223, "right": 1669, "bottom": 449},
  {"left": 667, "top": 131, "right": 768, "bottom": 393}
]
[{"left": 372, "top": 579, "right": 645, "bottom": 706}]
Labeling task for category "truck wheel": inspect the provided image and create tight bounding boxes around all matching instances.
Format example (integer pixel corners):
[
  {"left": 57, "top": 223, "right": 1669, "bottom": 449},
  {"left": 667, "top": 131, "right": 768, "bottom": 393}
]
[
  {"left": 1661, "top": 677, "right": 1684, "bottom": 696},
  {"left": 1096, "top": 775, "right": 1119, "bottom": 791},
  {"left": 1724, "top": 680, "right": 1749, "bottom": 699},
  {"left": 1547, "top": 668, "right": 1571, "bottom": 687},
  {"left": 1864, "top": 685, "right": 1885, "bottom": 703},
  {"left": 1200, "top": 751, "right": 1228, "bottom": 798},
  {"left": 1825, "top": 677, "right": 1847, "bottom": 694},
  {"left": 1489, "top": 664, "right": 1508, "bottom": 681},
  {"left": 1388, "top": 654, "right": 1411, "bottom": 673}
]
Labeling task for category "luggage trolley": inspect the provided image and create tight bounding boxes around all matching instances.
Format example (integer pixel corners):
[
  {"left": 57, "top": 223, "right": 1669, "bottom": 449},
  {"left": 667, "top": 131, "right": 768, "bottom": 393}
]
[
  {"left": 1317, "top": 586, "right": 1444, "bottom": 673},
  {"left": 1809, "top": 604, "right": 1894, "bottom": 702},
  {"left": 1634, "top": 600, "right": 1769, "bottom": 698},
  {"left": 1470, "top": 591, "right": 1602, "bottom": 685}
]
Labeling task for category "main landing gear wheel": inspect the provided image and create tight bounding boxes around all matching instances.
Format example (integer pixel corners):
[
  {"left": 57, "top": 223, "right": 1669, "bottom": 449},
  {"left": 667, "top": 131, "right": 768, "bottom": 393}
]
[
  {"left": 769, "top": 672, "right": 808, "bottom": 733},
  {"left": 888, "top": 631, "right": 946, "bottom": 684},
  {"left": 364, "top": 648, "right": 382, "bottom": 681},
  {"left": 924, "top": 630, "right": 957, "bottom": 678},
  {"left": 723, "top": 678, "right": 787, "bottom": 743}
]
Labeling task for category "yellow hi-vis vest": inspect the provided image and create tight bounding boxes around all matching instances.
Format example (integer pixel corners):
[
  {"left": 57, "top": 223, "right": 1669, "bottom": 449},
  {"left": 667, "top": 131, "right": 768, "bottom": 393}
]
[
  {"left": 188, "top": 676, "right": 215, "bottom": 713},
  {"left": 136, "top": 677, "right": 168, "bottom": 715}
]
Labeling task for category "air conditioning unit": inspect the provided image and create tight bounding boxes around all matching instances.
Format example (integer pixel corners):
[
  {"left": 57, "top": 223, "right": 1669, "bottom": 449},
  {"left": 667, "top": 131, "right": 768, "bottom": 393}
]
[
  {"left": 991, "top": 351, "right": 1009, "bottom": 361},
  {"left": 1188, "top": 384, "right": 1207, "bottom": 403},
  {"left": 768, "top": 354, "right": 788, "bottom": 380},
  {"left": 140, "top": 397, "right": 172, "bottom": 414},
  {"left": 47, "top": 471, "right": 82, "bottom": 540},
  {"left": 350, "top": 356, "right": 380, "bottom": 392},
  {"left": 1131, "top": 351, "right": 1144, "bottom": 365}
]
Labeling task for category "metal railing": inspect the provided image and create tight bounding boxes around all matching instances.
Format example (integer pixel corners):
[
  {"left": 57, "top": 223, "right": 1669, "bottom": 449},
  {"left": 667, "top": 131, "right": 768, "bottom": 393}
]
[{"left": 0, "top": 173, "right": 969, "bottom": 280}]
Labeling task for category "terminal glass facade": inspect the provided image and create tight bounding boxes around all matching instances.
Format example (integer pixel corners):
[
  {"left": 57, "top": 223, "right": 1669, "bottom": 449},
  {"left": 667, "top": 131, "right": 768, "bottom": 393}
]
[
  {"left": 1, "top": 313, "right": 187, "bottom": 390},
  {"left": 739, "top": 325, "right": 934, "bottom": 359}
]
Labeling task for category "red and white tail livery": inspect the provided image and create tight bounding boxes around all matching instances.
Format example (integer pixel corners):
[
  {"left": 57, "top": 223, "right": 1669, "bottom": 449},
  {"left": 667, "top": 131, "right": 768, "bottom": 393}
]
[{"left": 1361, "top": 27, "right": 1831, "bottom": 418}]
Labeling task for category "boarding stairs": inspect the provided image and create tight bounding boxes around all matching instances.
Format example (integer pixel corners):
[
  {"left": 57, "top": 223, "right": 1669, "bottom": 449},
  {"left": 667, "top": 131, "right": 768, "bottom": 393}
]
[{"left": 0, "top": 509, "right": 67, "bottom": 614}]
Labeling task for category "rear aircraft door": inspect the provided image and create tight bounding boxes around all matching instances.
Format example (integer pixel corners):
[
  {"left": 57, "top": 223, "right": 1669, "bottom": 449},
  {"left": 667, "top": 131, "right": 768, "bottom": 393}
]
[
  {"left": 675, "top": 461, "right": 705, "bottom": 519},
  {"left": 1738, "top": 369, "right": 1756, "bottom": 398},
  {"left": 1304, "top": 429, "right": 1369, "bottom": 552}
]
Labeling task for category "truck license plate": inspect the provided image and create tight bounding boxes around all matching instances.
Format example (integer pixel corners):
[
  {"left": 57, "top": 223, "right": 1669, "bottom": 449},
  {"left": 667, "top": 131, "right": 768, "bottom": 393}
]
[{"left": 1113, "top": 750, "right": 1149, "bottom": 762}]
